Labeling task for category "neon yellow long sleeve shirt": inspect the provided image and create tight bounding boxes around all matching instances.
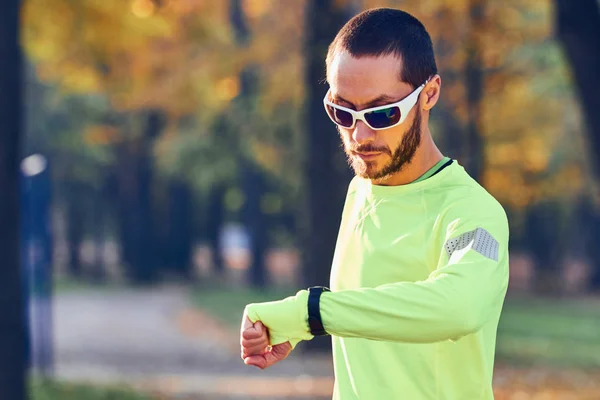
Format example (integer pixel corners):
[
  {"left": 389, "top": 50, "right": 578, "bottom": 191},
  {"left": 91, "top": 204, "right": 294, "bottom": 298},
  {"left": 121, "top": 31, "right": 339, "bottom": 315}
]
[{"left": 245, "top": 161, "right": 510, "bottom": 399}]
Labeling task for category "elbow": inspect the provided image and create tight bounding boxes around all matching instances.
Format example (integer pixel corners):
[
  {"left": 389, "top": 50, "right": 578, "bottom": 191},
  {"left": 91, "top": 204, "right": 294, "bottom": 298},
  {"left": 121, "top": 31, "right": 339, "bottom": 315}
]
[
  {"left": 447, "top": 303, "right": 487, "bottom": 340},
  {"left": 463, "top": 307, "right": 487, "bottom": 335},
  {"left": 446, "top": 283, "right": 507, "bottom": 340}
]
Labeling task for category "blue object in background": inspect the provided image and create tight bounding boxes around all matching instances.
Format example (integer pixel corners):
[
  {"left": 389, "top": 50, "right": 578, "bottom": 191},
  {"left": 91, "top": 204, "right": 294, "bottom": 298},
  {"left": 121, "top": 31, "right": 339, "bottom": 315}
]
[{"left": 21, "top": 154, "right": 54, "bottom": 377}]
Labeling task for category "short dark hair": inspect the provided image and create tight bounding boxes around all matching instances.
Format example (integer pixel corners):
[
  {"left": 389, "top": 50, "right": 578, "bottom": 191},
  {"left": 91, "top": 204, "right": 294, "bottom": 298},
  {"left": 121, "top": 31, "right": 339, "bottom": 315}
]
[{"left": 326, "top": 8, "right": 437, "bottom": 88}]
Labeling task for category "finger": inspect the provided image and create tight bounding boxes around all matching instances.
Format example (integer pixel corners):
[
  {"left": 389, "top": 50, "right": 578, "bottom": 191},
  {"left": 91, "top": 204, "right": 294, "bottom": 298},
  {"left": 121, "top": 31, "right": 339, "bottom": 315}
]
[
  {"left": 242, "top": 343, "right": 269, "bottom": 358},
  {"left": 242, "top": 324, "right": 265, "bottom": 340},
  {"left": 254, "top": 321, "right": 266, "bottom": 336},
  {"left": 244, "top": 354, "right": 267, "bottom": 369},
  {"left": 241, "top": 336, "right": 269, "bottom": 348},
  {"left": 241, "top": 339, "right": 270, "bottom": 355},
  {"left": 271, "top": 342, "right": 292, "bottom": 360},
  {"left": 244, "top": 341, "right": 292, "bottom": 369},
  {"left": 240, "top": 315, "right": 253, "bottom": 334},
  {"left": 242, "top": 328, "right": 261, "bottom": 340},
  {"left": 249, "top": 321, "right": 268, "bottom": 340},
  {"left": 244, "top": 350, "right": 281, "bottom": 369}
]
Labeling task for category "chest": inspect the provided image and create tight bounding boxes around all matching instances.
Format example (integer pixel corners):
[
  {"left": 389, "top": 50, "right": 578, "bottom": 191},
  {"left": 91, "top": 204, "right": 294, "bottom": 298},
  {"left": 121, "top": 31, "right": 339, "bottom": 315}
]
[{"left": 330, "top": 197, "right": 444, "bottom": 290}]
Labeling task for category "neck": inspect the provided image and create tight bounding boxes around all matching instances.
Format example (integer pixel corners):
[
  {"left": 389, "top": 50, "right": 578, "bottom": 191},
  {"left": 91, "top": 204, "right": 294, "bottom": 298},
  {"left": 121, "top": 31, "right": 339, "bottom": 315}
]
[{"left": 371, "top": 129, "right": 444, "bottom": 186}]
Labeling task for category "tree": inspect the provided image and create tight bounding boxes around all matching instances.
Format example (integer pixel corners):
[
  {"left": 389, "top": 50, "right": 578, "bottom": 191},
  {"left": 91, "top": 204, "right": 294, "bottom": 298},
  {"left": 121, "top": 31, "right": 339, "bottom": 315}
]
[
  {"left": 554, "top": 0, "right": 600, "bottom": 177},
  {"left": 376, "top": 0, "right": 588, "bottom": 293},
  {"left": 230, "top": 0, "right": 268, "bottom": 288},
  {"left": 162, "top": 180, "right": 194, "bottom": 278},
  {"left": 23, "top": 1, "right": 238, "bottom": 283},
  {"left": 554, "top": 0, "right": 600, "bottom": 289},
  {"left": 302, "top": 0, "right": 356, "bottom": 288},
  {"left": 113, "top": 110, "right": 165, "bottom": 283},
  {"left": 23, "top": 1, "right": 313, "bottom": 286},
  {"left": 301, "top": 0, "right": 358, "bottom": 352},
  {"left": 463, "top": 0, "right": 487, "bottom": 183},
  {"left": 0, "top": 0, "right": 27, "bottom": 398}
]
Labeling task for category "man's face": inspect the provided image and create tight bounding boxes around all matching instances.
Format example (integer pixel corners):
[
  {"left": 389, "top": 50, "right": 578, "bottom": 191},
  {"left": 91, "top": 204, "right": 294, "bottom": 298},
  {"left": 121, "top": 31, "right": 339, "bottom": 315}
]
[{"left": 327, "top": 52, "right": 422, "bottom": 182}]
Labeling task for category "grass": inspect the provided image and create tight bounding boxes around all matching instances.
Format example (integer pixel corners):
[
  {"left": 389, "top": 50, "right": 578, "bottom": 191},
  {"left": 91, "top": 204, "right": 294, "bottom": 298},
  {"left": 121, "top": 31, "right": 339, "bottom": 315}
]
[
  {"left": 191, "top": 286, "right": 600, "bottom": 368},
  {"left": 30, "top": 379, "right": 151, "bottom": 400},
  {"left": 497, "top": 296, "right": 600, "bottom": 368}
]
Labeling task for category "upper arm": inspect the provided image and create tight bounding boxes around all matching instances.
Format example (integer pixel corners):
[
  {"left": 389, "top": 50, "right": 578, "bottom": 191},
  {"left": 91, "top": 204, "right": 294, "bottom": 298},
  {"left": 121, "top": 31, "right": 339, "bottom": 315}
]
[
  {"left": 438, "top": 195, "right": 509, "bottom": 268},
  {"left": 427, "top": 196, "right": 510, "bottom": 330}
]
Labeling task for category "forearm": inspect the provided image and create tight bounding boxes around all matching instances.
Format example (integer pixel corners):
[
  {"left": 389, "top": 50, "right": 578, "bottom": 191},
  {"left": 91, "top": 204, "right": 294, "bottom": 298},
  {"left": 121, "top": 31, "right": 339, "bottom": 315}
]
[
  {"left": 246, "top": 243, "right": 507, "bottom": 346},
  {"left": 245, "top": 290, "right": 313, "bottom": 347},
  {"left": 321, "top": 255, "right": 508, "bottom": 343}
]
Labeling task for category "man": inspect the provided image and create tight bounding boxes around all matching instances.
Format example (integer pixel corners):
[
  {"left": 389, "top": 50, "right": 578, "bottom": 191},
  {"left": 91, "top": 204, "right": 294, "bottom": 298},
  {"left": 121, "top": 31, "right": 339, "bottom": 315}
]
[{"left": 240, "top": 7, "right": 509, "bottom": 400}]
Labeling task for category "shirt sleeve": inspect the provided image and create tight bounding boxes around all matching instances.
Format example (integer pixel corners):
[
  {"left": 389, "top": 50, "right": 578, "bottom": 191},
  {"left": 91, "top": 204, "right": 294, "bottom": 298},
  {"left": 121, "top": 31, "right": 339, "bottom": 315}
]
[
  {"left": 319, "top": 209, "right": 510, "bottom": 343},
  {"left": 245, "top": 290, "right": 313, "bottom": 348},
  {"left": 246, "top": 205, "right": 509, "bottom": 345}
]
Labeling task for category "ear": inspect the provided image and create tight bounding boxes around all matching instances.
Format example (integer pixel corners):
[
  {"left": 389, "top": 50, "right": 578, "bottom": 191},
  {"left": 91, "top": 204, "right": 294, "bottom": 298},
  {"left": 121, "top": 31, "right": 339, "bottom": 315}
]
[{"left": 421, "top": 74, "right": 441, "bottom": 111}]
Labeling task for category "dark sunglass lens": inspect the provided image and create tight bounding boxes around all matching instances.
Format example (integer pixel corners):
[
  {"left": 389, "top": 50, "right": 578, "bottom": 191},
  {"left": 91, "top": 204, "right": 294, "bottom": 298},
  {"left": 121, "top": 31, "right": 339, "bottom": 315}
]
[
  {"left": 365, "top": 107, "right": 401, "bottom": 129},
  {"left": 326, "top": 104, "right": 354, "bottom": 128}
]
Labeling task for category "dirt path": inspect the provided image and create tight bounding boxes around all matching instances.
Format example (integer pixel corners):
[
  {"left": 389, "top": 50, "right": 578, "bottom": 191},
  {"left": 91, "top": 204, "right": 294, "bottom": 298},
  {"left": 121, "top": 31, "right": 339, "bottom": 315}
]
[
  {"left": 54, "top": 286, "right": 334, "bottom": 399},
  {"left": 53, "top": 286, "right": 600, "bottom": 399}
]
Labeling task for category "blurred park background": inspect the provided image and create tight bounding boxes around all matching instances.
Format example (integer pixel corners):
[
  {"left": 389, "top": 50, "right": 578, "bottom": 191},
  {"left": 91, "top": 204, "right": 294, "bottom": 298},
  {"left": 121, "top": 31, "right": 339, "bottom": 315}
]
[{"left": 1, "top": 0, "right": 600, "bottom": 399}]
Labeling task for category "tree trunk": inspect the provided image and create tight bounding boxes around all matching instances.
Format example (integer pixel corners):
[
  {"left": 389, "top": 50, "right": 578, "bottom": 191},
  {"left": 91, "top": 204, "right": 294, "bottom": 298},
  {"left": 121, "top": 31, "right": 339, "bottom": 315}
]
[
  {"left": 117, "top": 111, "right": 165, "bottom": 284},
  {"left": 166, "top": 181, "right": 193, "bottom": 279},
  {"left": 0, "top": 0, "right": 27, "bottom": 398},
  {"left": 135, "top": 110, "right": 163, "bottom": 283},
  {"left": 301, "top": 0, "right": 357, "bottom": 352},
  {"left": 66, "top": 200, "right": 84, "bottom": 278},
  {"left": 65, "top": 182, "right": 86, "bottom": 279},
  {"left": 524, "top": 201, "right": 565, "bottom": 294},
  {"left": 117, "top": 139, "right": 150, "bottom": 283},
  {"left": 241, "top": 161, "right": 268, "bottom": 288},
  {"left": 433, "top": 11, "right": 464, "bottom": 161},
  {"left": 464, "top": 0, "right": 486, "bottom": 183},
  {"left": 302, "top": 0, "right": 355, "bottom": 288},
  {"left": 207, "top": 186, "right": 226, "bottom": 277},
  {"left": 90, "top": 190, "right": 106, "bottom": 283},
  {"left": 230, "top": 0, "right": 268, "bottom": 288},
  {"left": 436, "top": 87, "right": 464, "bottom": 160},
  {"left": 554, "top": 0, "right": 600, "bottom": 289}
]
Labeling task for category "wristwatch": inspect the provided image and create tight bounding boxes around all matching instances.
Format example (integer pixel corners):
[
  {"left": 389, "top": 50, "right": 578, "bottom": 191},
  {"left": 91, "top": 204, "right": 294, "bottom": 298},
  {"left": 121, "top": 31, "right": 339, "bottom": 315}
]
[{"left": 307, "top": 286, "right": 331, "bottom": 336}]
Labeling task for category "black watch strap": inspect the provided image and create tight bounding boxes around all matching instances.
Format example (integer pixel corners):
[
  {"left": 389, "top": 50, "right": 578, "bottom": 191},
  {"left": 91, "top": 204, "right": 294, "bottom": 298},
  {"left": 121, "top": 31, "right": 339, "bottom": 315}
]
[{"left": 307, "top": 286, "right": 331, "bottom": 336}]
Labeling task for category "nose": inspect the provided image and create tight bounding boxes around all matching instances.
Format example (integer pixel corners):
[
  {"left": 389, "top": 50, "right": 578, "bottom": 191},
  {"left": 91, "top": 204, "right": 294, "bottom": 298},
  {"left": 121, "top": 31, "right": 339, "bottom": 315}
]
[{"left": 352, "top": 120, "right": 376, "bottom": 145}]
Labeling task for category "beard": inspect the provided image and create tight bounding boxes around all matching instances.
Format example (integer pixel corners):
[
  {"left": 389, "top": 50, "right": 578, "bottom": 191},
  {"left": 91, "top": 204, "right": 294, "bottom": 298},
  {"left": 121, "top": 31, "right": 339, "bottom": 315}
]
[{"left": 342, "top": 107, "right": 422, "bottom": 181}]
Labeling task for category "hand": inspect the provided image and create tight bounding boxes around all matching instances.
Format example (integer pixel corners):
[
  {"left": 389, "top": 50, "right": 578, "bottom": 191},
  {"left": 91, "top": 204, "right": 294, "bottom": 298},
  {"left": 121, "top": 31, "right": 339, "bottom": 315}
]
[
  {"left": 240, "top": 315, "right": 292, "bottom": 369},
  {"left": 240, "top": 316, "right": 269, "bottom": 359}
]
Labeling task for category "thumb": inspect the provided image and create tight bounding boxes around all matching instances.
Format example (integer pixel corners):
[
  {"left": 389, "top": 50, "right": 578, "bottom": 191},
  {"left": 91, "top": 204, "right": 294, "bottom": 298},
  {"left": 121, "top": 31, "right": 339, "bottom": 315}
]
[
  {"left": 271, "top": 341, "right": 292, "bottom": 359},
  {"left": 254, "top": 321, "right": 265, "bottom": 336},
  {"left": 244, "top": 341, "right": 292, "bottom": 369},
  {"left": 242, "top": 318, "right": 264, "bottom": 340}
]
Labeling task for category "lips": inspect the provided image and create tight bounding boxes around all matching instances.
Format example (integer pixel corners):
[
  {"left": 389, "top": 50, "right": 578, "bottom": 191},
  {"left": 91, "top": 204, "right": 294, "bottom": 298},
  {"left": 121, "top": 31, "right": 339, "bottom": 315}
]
[{"left": 354, "top": 151, "right": 382, "bottom": 161}]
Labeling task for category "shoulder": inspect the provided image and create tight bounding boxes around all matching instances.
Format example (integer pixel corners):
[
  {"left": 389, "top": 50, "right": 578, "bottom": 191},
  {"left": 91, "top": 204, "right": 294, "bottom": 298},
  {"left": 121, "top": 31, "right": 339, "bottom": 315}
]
[
  {"left": 439, "top": 165, "right": 509, "bottom": 237},
  {"left": 346, "top": 175, "right": 362, "bottom": 196}
]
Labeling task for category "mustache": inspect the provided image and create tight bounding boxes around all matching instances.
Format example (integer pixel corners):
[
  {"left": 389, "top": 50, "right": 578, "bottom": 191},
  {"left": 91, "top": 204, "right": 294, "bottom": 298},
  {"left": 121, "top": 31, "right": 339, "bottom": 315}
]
[{"left": 348, "top": 144, "right": 392, "bottom": 156}]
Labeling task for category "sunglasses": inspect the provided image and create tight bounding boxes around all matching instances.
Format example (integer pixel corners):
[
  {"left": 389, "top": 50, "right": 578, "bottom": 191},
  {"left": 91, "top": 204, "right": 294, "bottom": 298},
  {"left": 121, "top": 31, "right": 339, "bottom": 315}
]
[{"left": 323, "top": 82, "right": 426, "bottom": 131}]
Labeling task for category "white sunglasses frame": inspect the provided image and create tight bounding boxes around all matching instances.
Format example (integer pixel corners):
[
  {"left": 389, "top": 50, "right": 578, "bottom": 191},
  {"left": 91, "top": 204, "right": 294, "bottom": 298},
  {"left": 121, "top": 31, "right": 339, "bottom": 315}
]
[{"left": 323, "top": 82, "right": 426, "bottom": 131}]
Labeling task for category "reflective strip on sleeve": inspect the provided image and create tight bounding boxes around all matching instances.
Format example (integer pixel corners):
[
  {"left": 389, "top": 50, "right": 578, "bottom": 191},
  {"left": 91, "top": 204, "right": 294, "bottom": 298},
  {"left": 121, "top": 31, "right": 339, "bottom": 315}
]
[{"left": 445, "top": 227, "right": 499, "bottom": 261}]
